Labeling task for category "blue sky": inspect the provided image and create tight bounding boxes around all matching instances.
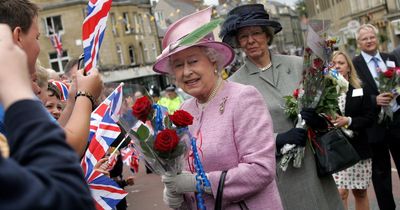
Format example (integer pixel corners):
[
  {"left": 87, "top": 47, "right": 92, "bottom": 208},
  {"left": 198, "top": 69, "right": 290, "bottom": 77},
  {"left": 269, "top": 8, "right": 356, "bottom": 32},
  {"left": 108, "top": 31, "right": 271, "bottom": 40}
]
[{"left": 204, "top": 0, "right": 298, "bottom": 7}]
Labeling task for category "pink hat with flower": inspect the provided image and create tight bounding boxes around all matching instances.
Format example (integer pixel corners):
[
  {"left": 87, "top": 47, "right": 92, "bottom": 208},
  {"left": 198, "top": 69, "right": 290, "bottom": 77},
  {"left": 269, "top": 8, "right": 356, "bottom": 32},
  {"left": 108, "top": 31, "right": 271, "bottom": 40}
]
[{"left": 153, "top": 7, "right": 235, "bottom": 74}]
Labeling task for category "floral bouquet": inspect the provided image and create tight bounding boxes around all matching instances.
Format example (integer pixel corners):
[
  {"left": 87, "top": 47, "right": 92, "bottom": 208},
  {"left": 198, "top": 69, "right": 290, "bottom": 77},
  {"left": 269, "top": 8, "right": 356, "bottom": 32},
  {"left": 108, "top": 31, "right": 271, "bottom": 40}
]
[
  {"left": 375, "top": 66, "right": 400, "bottom": 123},
  {"left": 280, "top": 26, "right": 348, "bottom": 171},
  {"left": 118, "top": 85, "right": 192, "bottom": 175}
]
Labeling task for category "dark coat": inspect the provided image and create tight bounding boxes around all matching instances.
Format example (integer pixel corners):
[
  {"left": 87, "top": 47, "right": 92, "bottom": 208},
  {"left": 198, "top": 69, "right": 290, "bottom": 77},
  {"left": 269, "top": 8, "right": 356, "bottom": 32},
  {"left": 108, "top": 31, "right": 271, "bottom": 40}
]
[
  {"left": 352, "top": 53, "right": 399, "bottom": 143},
  {"left": 345, "top": 85, "right": 375, "bottom": 159},
  {"left": 2, "top": 100, "right": 95, "bottom": 210}
]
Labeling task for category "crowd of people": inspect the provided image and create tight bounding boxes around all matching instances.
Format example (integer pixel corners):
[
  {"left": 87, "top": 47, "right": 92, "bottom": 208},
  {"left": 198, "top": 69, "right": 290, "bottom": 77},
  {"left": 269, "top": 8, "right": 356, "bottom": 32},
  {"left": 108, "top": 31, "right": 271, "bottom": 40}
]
[{"left": 1, "top": 0, "right": 400, "bottom": 210}]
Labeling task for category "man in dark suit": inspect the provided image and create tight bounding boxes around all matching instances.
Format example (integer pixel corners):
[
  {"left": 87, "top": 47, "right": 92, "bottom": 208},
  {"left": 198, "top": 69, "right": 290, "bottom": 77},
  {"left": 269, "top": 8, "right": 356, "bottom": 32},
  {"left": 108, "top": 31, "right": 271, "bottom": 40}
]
[{"left": 352, "top": 23, "right": 400, "bottom": 210}]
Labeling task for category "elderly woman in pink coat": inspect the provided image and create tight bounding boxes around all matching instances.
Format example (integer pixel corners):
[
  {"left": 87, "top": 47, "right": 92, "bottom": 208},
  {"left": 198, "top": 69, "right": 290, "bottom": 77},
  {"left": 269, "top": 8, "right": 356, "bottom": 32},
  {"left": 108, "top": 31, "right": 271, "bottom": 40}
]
[{"left": 153, "top": 7, "right": 282, "bottom": 210}]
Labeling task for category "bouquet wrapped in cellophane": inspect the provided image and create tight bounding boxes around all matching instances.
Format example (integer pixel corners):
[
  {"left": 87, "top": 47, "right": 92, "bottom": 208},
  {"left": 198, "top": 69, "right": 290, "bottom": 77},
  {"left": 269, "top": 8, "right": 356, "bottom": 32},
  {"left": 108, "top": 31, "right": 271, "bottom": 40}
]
[
  {"left": 375, "top": 65, "right": 400, "bottom": 123},
  {"left": 280, "top": 25, "right": 348, "bottom": 171},
  {"left": 118, "top": 84, "right": 192, "bottom": 175}
]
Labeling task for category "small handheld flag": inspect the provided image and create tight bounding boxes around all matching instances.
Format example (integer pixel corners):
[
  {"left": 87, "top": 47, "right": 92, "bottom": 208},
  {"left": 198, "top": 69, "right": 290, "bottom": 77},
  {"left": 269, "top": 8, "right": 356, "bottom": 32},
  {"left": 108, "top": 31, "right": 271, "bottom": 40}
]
[{"left": 82, "top": 0, "right": 113, "bottom": 74}]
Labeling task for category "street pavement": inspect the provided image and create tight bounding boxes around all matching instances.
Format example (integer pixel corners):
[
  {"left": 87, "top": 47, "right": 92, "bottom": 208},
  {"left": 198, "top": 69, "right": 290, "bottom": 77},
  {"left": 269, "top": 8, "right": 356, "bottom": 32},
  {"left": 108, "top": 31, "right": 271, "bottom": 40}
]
[
  {"left": 348, "top": 165, "right": 400, "bottom": 210},
  {"left": 124, "top": 161, "right": 400, "bottom": 210},
  {"left": 124, "top": 164, "right": 169, "bottom": 210}
]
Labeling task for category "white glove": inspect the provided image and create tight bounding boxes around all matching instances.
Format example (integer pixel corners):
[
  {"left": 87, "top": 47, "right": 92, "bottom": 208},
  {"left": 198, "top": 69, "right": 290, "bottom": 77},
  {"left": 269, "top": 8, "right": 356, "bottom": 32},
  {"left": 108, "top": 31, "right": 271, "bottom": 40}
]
[
  {"left": 162, "top": 171, "right": 197, "bottom": 194},
  {"left": 163, "top": 186, "right": 184, "bottom": 209},
  {"left": 162, "top": 171, "right": 212, "bottom": 194}
]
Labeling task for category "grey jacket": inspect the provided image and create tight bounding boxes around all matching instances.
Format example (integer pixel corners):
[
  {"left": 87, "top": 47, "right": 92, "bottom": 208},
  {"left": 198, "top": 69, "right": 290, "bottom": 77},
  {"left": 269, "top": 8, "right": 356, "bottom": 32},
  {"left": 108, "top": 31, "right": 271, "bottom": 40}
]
[{"left": 229, "top": 53, "right": 344, "bottom": 210}]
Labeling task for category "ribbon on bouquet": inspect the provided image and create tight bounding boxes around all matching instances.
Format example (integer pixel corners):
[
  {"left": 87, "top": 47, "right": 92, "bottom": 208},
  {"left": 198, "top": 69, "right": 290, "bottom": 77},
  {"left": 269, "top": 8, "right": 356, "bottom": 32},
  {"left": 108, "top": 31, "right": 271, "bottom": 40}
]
[
  {"left": 152, "top": 104, "right": 165, "bottom": 133},
  {"left": 182, "top": 128, "right": 210, "bottom": 210}
]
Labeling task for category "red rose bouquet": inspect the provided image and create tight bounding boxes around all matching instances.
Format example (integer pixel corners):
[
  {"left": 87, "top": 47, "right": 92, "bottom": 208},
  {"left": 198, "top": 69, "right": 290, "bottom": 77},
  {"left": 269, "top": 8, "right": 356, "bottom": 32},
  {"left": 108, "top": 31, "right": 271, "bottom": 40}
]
[
  {"left": 120, "top": 87, "right": 192, "bottom": 175},
  {"left": 375, "top": 66, "right": 400, "bottom": 123}
]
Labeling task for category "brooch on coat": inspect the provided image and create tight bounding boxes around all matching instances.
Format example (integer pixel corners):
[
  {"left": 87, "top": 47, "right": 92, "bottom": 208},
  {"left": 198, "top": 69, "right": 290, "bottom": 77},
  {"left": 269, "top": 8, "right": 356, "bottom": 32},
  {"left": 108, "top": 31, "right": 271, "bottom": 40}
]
[{"left": 219, "top": 97, "right": 228, "bottom": 114}]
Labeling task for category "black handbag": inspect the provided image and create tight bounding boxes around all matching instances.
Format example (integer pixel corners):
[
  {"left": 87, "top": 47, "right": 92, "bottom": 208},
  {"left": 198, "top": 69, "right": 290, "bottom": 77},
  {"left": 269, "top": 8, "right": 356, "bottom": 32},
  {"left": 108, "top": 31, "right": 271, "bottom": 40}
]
[
  {"left": 214, "top": 171, "right": 249, "bottom": 210},
  {"left": 314, "top": 118, "right": 361, "bottom": 177}
]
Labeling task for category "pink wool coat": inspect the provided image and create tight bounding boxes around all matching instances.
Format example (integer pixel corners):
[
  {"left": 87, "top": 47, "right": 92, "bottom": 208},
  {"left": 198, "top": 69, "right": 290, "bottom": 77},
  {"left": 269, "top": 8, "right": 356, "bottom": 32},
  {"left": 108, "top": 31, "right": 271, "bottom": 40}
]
[{"left": 180, "top": 81, "right": 282, "bottom": 210}]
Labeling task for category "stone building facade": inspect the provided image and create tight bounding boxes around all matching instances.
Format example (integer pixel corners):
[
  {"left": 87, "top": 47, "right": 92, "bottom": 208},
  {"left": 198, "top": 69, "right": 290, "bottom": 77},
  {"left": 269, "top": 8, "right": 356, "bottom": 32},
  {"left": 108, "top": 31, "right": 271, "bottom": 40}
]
[
  {"left": 33, "top": 0, "right": 164, "bottom": 88},
  {"left": 305, "top": 0, "right": 400, "bottom": 55}
]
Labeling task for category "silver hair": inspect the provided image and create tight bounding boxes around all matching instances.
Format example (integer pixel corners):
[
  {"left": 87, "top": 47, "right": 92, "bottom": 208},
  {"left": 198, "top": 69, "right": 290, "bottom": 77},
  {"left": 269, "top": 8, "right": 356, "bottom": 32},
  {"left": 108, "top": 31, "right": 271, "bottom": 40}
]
[
  {"left": 355, "top": 24, "right": 379, "bottom": 40},
  {"left": 201, "top": 46, "right": 225, "bottom": 73},
  {"left": 167, "top": 46, "right": 225, "bottom": 74}
]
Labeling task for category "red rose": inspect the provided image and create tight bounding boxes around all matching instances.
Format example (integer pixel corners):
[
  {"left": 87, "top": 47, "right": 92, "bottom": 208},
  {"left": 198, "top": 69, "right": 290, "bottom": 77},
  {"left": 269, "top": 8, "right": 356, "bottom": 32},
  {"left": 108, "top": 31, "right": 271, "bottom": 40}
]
[
  {"left": 313, "top": 58, "right": 324, "bottom": 69},
  {"left": 132, "top": 96, "right": 152, "bottom": 122},
  {"left": 293, "top": 89, "right": 299, "bottom": 99},
  {"left": 305, "top": 47, "right": 312, "bottom": 54},
  {"left": 169, "top": 110, "right": 193, "bottom": 127},
  {"left": 154, "top": 129, "right": 179, "bottom": 153},
  {"left": 383, "top": 68, "right": 395, "bottom": 78}
]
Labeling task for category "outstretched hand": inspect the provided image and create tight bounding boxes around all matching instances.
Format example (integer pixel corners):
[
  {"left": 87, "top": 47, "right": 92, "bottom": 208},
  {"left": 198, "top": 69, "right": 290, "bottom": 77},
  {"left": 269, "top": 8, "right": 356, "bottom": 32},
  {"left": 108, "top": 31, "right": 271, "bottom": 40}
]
[{"left": 76, "top": 69, "right": 103, "bottom": 101}]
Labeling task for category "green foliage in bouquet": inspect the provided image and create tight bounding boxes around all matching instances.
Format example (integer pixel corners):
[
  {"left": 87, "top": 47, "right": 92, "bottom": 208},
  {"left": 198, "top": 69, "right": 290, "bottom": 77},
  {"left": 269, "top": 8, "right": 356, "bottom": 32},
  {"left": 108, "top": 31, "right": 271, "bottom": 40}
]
[
  {"left": 316, "top": 77, "right": 340, "bottom": 117},
  {"left": 283, "top": 89, "right": 300, "bottom": 121}
]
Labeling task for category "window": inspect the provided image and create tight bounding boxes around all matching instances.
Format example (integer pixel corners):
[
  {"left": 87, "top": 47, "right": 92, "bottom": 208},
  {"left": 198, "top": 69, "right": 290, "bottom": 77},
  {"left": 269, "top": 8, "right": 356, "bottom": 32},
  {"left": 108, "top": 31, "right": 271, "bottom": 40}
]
[
  {"left": 110, "top": 13, "right": 118, "bottom": 36},
  {"left": 138, "top": 14, "right": 145, "bottom": 34},
  {"left": 151, "top": 43, "right": 157, "bottom": 61},
  {"left": 45, "top": 15, "right": 63, "bottom": 36},
  {"left": 49, "top": 51, "right": 68, "bottom": 73},
  {"left": 155, "top": 11, "right": 164, "bottom": 22},
  {"left": 116, "top": 44, "right": 124, "bottom": 65},
  {"left": 128, "top": 45, "right": 136, "bottom": 64},
  {"left": 145, "top": 15, "right": 152, "bottom": 34},
  {"left": 133, "top": 13, "right": 140, "bottom": 34},
  {"left": 143, "top": 44, "right": 148, "bottom": 63},
  {"left": 123, "top": 12, "right": 131, "bottom": 33}
]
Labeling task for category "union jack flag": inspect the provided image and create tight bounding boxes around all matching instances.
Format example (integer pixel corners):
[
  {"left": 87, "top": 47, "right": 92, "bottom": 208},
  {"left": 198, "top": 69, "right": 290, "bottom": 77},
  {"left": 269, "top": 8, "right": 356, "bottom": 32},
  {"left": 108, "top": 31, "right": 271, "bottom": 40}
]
[
  {"left": 121, "top": 144, "right": 140, "bottom": 173},
  {"left": 82, "top": 0, "right": 113, "bottom": 74},
  {"left": 50, "top": 32, "right": 63, "bottom": 57},
  {"left": 51, "top": 81, "right": 69, "bottom": 101},
  {"left": 89, "top": 172, "right": 128, "bottom": 210},
  {"left": 81, "top": 83, "right": 127, "bottom": 210}
]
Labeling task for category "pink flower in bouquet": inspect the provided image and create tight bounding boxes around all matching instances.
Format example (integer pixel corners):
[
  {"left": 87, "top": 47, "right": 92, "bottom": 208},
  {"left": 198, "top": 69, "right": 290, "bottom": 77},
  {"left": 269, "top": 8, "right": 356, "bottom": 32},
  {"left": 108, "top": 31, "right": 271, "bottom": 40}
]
[
  {"left": 154, "top": 129, "right": 179, "bottom": 153},
  {"left": 393, "top": 67, "right": 400, "bottom": 76},
  {"left": 384, "top": 68, "right": 395, "bottom": 78},
  {"left": 132, "top": 96, "right": 152, "bottom": 122},
  {"left": 293, "top": 89, "right": 300, "bottom": 99},
  {"left": 169, "top": 110, "right": 193, "bottom": 127}
]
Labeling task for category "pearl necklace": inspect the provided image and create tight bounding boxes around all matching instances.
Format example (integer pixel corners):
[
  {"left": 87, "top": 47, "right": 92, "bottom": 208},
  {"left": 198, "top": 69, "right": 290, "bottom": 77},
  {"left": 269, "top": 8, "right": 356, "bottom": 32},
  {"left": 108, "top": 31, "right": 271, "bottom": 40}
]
[
  {"left": 259, "top": 62, "right": 272, "bottom": 72},
  {"left": 198, "top": 78, "right": 223, "bottom": 109}
]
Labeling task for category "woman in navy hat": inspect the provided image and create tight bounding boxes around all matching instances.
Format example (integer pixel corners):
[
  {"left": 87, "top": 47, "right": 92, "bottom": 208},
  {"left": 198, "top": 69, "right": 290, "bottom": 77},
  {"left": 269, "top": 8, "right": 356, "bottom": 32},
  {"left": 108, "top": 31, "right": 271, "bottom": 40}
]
[{"left": 220, "top": 4, "right": 344, "bottom": 210}]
